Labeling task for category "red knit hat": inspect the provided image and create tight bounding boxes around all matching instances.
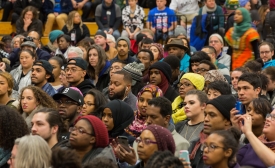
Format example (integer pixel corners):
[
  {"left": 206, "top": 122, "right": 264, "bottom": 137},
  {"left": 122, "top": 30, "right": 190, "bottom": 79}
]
[
  {"left": 75, "top": 115, "right": 109, "bottom": 148},
  {"left": 144, "top": 125, "right": 175, "bottom": 154}
]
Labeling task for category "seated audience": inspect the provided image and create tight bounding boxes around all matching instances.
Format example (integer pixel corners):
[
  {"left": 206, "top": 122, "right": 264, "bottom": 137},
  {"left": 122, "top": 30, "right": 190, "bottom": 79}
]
[
  {"left": 176, "top": 90, "right": 208, "bottom": 143},
  {"left": 172, "top": 73, "right": 205, "bottom": 124},
  {"left": 121, "top": 0, "right": 145, "bottom": 39},
  {"left": 62, "top": 11, "right": 90, "bottom": 44},
  {"left": 206, "top": 80, "right": 232, "bottom": 100},
  {"left": 8, "top": 135, "right": 51, "bottom": 168},
  {"left": 203, "top": 128, "right": 241, "bottom": 168},
  {"left": 43, "top": 0, "right": 73, "bottom": 36},
  {"left": 101, "top": 100, "right": 134, "bottom": 143},
  {"left": 55, "top": 34, "right": 72, "bottom": 59},
  {"left": 49, "top": 55, "right": 67, "bottom": 90},
  {"left": 62, "top": 115, "right": 116, "bottom": 165},
  {"left": 0, "top": 72, "right": 19, "bottom": 108},
  {"left": 95, "top": 0, "right": 122, "bottom": 40},
  {"left": 51, "top": 147, "right": 82, "bottom": 168},
  {"left": 19, "top": 85, "right": 58, "bottom": 130},
  {"left": 16, "top": 6, "right": 43, "bottom": 36},
  {"left": 150, "top": 43, "right": 164, "bottom": 63},
  {"left": 149, "top": 61, "right": 178, "bottom": 102},
  {"left": 82, "top": 88, "right": 108, "bottom": 116},
  {"left": 0, "top": 106, "right": 29, "bottom": 168},
  {"left": 42, "top": 30, "right": 64, "bottom": 56}
]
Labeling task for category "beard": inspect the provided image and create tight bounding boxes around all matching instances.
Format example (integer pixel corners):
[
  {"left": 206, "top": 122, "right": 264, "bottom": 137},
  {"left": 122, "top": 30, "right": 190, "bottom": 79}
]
[{"left": 109, "top": 87, "right": 126, "bottom": 100}]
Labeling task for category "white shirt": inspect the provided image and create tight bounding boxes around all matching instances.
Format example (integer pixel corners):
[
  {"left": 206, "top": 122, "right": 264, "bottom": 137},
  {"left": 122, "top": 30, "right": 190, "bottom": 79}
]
[{"left": 169, "top": 0, "right": 200, "bottom": 15}]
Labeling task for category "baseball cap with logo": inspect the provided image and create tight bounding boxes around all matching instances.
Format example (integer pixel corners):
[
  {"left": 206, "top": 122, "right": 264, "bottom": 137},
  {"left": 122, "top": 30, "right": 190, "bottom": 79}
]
[{"left": 53, "top": 87, "right": 84, "bottom": 105}]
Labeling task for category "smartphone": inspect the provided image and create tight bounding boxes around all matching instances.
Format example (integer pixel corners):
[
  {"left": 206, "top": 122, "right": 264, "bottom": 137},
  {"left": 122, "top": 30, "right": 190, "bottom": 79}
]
[
  {"left": 179, "top": 150, "right": 190, "bottom": 162},
  {"left": 235, "top": 101, "right": 244, "bottom": 115},
  {"left": 117, "top": 136, "right": 131, "bottom": 152}
]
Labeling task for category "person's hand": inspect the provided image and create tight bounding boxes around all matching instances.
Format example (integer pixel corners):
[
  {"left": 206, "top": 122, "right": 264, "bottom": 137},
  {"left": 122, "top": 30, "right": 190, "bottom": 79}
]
[
  {"left": 253, "top": 20, "right": 260, "bottom": 26},
  {"left": 72, "top": 0, "right": 77, "bottom": 8},
  {"left": 23, "top": 18, "right": 32, "bottom": 27},
  {"left": 129, "top": 33, "right": 134, "bottom": 39},
  {"left": 77, "top": 2, "right": 84, "bottom": 9},
  {"left": 230, "top": 108, "right": 242, "bottom": 130},
  {"left": 151, "top": 27, "right": 156, "bottom": 33},
  {"left": 117, "top": 144, "right": 137, "bottom": 165},
  {"left": 179, "top": 158, "right": 191, "bottom": 168},
  {"left": 108, "top": 28, "right": 113, "bottom": 34},
  {"left": 54, "top": 12, "right": 59, "bottom": 17},
  {"left": 163, "top": 27, "right": 168, "bottom": 33},
  {"left": 0, "top": 62, "right": 6, "bottom": 72},
  {"left": 239, "top": 114, "right": 253, "bottom": 135}
]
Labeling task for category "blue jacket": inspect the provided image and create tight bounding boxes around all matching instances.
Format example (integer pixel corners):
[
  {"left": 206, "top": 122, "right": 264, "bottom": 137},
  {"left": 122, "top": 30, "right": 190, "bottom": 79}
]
[
  {"left": 263, "top": 59, "right": 275, "bottom": 69},
  {"left": 9, "top": 48, "right": 51, "bottom": 68},
  {"left": 190, "top": 14, "right": 209, "bottom": 51},
  {"left": 42, "top": 83, "right": 57, "bottom": 97},
  {"left": 42, "top": 0, "right": 73, "bottom": 15},
  {"left": 180, "top": 53, "right": 190, "bottom": 73}
]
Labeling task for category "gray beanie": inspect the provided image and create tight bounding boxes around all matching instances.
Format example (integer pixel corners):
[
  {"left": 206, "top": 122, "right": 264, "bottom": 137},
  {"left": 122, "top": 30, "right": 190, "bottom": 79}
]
[
  {"left": 122, "top": 62, "right": 144, "bottom": 86},
  {"left": 116, "top": 37, "right": 131, "bottom": 48},
  {"left": 21, "top": 41, "right": 37, "bottom": 49},
  {"left": 174, "top": 26, "right": 187, "bottom": 37}
]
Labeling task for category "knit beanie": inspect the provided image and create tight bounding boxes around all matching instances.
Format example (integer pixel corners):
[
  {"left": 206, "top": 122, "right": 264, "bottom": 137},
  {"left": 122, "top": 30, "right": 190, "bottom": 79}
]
[
  {"left": 49, "top": 30, "right": 64, "bottom": 43},
  {"left": 149, "top": 61, "right": 172, "bottom": 82},
  {"left": 239, "top": 0, "right": 249, "bottom": 7},
  {"left": 116, "top": 37, "right": 131, "bottom": 49},
  {"left": 95, "top": 31, "right": 107, "bottom": 39},
  {"left": 174, "top": 25, "right": 187, "bottom": 37},
  {"left": 144, "top": 125, "right": 175, "bottom": 154},
  {"left": 207, "top": 95, "right": 236, "bottom": 121},
  {"left": 151, "top": 43, "right": 164, "bottom": 60},
  {"left": 209, "top": 33, "right": 224, "bottom": 45},
  {"left": 74, "top": 115, "right": 109, "bottom": 148},
  {"left": 122, "top": 62, "right": 144, "bottom": 85},
  {"left": 225, "top": 0, "right": 240, "bottom": 10},
  {"left": 181, "top": 73, "right": 205, "bottom": 90}
]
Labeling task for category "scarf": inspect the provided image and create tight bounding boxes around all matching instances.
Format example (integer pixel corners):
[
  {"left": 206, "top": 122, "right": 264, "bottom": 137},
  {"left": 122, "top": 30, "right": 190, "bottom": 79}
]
[
  {"left": 190, "top": 131, "right": 208, "bottom": 160},
  {"left": 105, "top": 100, "right": 134, "bottom": 138},
  {"left": 171, "top": 96, "right": 187, "bottom": 124},
  {"left": 0, "top": 148, "right": 10, "bottom": 167},
  {"left": 201, "top": 4, "right": 217, "bottom": 15},
  {"left": 101, "top": 1, "right": 116, "bottom": 27},
  {"left": 158, "top": 71, "right": 169, "bottom": 94},
  {"left": 125, "top": 84, "right": 163, "bottom": 137},
  {"left": 233, "top": 8, "right": 252, "bottom": 40},
  {"left": 258, "top": 134, "right": 275, "bottom": 152}
]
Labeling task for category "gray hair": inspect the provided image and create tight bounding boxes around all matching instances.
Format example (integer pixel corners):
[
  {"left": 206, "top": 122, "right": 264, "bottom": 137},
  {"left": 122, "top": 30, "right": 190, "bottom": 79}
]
[
  {"left": 107, "top": 34, "right": 116, "bottom": 43},
  {"left": 14, "top": 135, "right": 51, "bottom": 168},
  {"left": 11, "top": 35, "right": 25, "bottom": 50},
  {"left": 67, "top": 46, "right": 84, "bottom": 58}
]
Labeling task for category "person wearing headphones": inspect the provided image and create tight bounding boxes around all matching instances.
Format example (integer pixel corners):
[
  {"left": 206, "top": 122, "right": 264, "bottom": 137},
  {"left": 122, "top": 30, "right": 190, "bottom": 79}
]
[{"left": 108, "top": 70, "right": 137, "bottom": 111}]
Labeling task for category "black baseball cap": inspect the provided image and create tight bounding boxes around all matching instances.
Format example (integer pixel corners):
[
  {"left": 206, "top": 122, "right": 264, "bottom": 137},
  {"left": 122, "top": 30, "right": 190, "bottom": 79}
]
[
  {"left": 67, "top": 57, "right": 88, "bottom": 70},
  {"left": 53, "top": 87, "right": 84, "bottom": 105},
  {"left": 33, "top": 60, "right": 55, "bottom": 82}
]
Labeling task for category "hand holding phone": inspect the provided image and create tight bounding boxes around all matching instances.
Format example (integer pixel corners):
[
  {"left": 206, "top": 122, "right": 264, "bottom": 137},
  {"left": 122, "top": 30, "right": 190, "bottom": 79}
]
[
  {"left": 117, "top": 136, "right": 131, "bottom": 152},
  {"left": 179, "top": 150, "right": 190, "bottom": 162},
  {"left": 235, "top": 101, "right": 244, "bottom": 115}
]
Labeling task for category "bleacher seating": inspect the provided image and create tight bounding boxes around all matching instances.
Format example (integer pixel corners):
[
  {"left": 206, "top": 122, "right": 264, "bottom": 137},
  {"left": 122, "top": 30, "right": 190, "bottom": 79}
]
[{"left": 0, "top": 8, "right": 151, "bottom": 45}]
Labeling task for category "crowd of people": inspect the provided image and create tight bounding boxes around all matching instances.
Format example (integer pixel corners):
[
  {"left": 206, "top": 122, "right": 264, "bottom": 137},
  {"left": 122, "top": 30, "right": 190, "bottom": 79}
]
[{"left": 1, "top": 0, "right": 275, "bottom": 167}]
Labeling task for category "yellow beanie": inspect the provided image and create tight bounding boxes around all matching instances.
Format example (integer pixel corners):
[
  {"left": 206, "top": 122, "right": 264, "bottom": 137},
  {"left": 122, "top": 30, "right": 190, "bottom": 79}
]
[{"left": 181, "top": 73, "right": 205, "bottom": 90}]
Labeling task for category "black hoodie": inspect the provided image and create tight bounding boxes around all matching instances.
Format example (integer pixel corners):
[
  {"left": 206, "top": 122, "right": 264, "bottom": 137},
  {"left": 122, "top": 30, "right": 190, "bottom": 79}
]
[{"left": 75, "top": 79, "right": 95, "bottom": 95}]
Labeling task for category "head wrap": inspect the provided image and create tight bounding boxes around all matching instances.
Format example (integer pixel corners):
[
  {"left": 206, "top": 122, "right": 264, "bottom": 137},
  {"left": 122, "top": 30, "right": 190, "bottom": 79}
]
[{"left": 233, "top": 8, "right": 252, "bottom": 40}]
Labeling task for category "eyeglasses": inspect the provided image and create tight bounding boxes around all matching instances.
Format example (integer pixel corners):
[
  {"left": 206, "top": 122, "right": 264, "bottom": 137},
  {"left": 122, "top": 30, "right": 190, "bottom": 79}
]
[
  {"left": 209, "top": 40, "right": 220, "bottom": 44},
  {"left": 135, "top": 137, "right": 157, "bottom": 145},
  {"left": 65, "top": 68, "right": 83, "bottom": 73},
  {"left": 70, "top": 126, "right": 94, "bottom": 136},
  {"left": 56, "top": 100, "right": 78, "bottom": 106},
  {"left": 196, "top": 68, "right": 209, "bottom": 73},
  {"left": 266, "top": 113, "right": 275, "bottom": 121},
  {"left": 260, "top": 51, "right": 271, "bottom": 55},
  {"left": 201, "top": 144, "right": 225, "bottom": 152},
  {"left": 178, "top": 82, "right": 194, "bottom": 88}
]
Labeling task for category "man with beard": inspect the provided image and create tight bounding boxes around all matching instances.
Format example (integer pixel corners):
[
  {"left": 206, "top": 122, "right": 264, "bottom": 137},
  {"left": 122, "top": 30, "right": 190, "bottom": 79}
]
[
  {"left": 31, "top": 108, "right": 68, "bottom": 148},
  {"left": 111, "top": 37, "right": 136, "bottom": 64},
  {"left": 53, "top": 87, "right": 84, "bottom": 131},
  {"left": 31, "top": 60, "right": 57, "bottom": 96},
  {"left": 108, "top": 70, "right": 137, "bottom": 111}
]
